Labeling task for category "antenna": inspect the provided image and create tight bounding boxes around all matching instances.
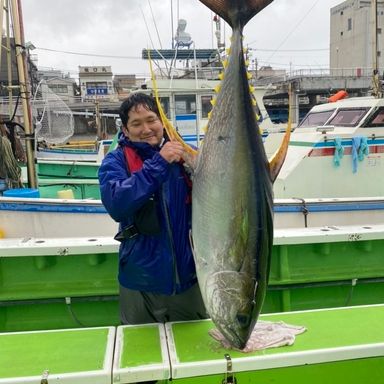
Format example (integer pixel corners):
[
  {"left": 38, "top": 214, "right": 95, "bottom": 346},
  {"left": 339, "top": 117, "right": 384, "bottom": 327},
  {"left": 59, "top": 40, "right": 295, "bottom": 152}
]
[
  {"left": 147, "top": 0, "right": 163, "bottom": 49},
  {"left": 171, "top": 0, "right": 174, "bottom": 48}
]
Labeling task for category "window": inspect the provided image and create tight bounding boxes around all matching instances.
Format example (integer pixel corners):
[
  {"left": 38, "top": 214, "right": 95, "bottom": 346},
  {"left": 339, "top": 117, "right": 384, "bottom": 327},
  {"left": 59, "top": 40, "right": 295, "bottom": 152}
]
[
  {"left": 298, "top": 110, "right": 335, "bottom": 128},
  {"left": 201, "top": 95, "right": 213, "bottom": 118},
  {"left": 174, "top": 94, "right": 196, "bottom": 115},
  {"left": 365, "top": 107, "right": 384, "bottom": 127},
  {"left": 347, "top": 18, "right": 352, "bottom": 31},
  {"left": 48, "top": 84, "right": 68, "bottom": 94},
  {"left": 328, "top": 108, "right": 369, "bottom": 127},
  {"left": 159, "top": 97, "right": 170, "bottom": 118}
]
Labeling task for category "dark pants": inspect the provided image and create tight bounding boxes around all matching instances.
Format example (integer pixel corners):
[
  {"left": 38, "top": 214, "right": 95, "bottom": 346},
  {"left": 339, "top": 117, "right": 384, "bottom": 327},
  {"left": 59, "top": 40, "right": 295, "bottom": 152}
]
[{"left": 119, "top": 283, "right": 208, "bottom": 325}]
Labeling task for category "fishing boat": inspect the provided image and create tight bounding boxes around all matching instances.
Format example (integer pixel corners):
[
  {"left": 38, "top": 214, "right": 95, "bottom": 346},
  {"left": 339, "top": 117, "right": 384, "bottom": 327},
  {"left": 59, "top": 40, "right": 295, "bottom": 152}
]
[
  {"left": 2, "top": 196, "right": 384, "bottom": 382},
  {"left": 35, "top": 139, "right": 113, "bottom": 162},
  {"left": 272, "top": 95, "right": 384, "bottom": 198}
]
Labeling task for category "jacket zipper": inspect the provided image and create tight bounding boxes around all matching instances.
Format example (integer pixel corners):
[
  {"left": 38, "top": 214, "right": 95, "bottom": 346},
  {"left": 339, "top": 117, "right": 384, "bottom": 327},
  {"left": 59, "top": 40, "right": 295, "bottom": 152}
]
[{"left": 161, "top": 184, "right": 180, "bottom": 294}]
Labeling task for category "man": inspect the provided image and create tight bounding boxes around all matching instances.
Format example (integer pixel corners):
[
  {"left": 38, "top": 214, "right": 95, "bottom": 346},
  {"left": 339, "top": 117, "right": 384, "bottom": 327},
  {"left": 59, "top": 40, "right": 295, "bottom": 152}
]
[{"left": 98, "top": 93, "right": 207, "bottom": 325}]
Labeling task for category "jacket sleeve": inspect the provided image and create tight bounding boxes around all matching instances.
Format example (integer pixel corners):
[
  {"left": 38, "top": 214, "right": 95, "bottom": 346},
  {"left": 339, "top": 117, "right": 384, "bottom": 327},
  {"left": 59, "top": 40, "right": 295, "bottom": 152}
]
[{"left": 98, "top": 149, "right": 170, "bottom": 222}]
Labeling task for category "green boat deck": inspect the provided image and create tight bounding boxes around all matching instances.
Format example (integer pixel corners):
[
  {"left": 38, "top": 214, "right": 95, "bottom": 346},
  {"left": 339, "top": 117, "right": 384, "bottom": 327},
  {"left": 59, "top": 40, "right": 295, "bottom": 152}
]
[{"left": 1, "top": 305, "right": 383, "bottom": 383}]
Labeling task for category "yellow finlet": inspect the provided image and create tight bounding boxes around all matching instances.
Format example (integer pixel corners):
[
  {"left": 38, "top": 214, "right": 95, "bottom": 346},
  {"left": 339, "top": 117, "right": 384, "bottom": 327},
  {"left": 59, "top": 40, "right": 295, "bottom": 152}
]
[
  {"left": 246, "top": 72, "right": 252, "bottom": 80},
  {"left": 222, "top": 59, "right": 228, "bottom": 68},
  {"left": 218, "top": 72, "right": 224, "bottom": 80},
  {"left": 214, "top": 85, "right": 222, "bottom": 93},
  {"left": 210, "top": 98, "right": 217, "bottom": 106}
]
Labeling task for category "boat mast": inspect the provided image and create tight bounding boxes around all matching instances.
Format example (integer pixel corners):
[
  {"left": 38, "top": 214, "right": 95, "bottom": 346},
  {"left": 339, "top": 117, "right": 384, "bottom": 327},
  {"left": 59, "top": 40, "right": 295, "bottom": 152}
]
[
  {"left": 6, "top": 0, "right": 37, "bottom": 187},
  {"left": 372, "top": 0, "right": 383, "bottom": 98}
]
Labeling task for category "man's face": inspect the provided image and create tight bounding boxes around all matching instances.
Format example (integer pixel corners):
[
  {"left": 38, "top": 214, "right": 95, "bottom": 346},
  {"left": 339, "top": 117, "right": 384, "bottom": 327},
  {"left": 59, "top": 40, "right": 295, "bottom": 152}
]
[{"left": 123, "top": 104, "right": 163, "bottom": 146}]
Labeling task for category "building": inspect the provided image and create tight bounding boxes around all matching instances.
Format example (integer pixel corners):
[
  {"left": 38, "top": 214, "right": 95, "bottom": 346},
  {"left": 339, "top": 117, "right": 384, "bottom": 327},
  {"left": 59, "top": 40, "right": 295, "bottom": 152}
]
[
  {"left": 79, "top": 66, "right": 115, "bottom": 101},
  {"left": 330, "top": 0, "right": 384, "bottom": 76},
  {"left": 38, "top": 69, "right": 78, "bottom": 103},
  {"left": 0, "top": 37, "right": 38, "bottom": 98},
  {"left": 113, "top": 74, "right": 146, "bottom": 100}
]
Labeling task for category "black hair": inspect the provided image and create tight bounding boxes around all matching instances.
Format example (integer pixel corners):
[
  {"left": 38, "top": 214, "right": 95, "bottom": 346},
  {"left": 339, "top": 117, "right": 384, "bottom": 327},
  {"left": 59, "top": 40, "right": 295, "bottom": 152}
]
[{"left": 119, "top": 93, "right": 160, "bottom": 127}]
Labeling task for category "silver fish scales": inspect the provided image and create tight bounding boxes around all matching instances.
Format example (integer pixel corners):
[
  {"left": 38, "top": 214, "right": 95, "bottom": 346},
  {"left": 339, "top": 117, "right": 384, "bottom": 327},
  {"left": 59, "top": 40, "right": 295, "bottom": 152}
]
[{"left": 192, "top": 0, "right": 288, "bottom": 349}]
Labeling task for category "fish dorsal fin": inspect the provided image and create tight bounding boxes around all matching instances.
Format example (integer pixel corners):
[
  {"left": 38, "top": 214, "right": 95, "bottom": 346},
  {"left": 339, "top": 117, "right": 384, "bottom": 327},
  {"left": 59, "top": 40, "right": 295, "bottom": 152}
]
[
  {"left": 147, "top": 49, "right": 197, "bottom": 156},
  {"left": 199, "top": 0, "right": 274, "bottom": 28}
]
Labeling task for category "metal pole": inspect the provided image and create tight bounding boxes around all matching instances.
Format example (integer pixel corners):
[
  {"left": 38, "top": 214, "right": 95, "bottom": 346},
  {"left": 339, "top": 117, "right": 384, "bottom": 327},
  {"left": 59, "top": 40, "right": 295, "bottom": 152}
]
[
  {"left": 11, "top": 0, "right": 37, "bottom": 187},
  {"left": 371, "top": 0, "right": 382, "bottom": 97},
  {"left": 5, "top": 0, "right": 13, "bottom": 118}
]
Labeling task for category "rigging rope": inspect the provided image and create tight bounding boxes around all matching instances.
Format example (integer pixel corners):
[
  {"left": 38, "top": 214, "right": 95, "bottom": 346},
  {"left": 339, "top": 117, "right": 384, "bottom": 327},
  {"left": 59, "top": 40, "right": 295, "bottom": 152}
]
[{"left": 0, "top": 133, "right": 23, "bottom": 189}]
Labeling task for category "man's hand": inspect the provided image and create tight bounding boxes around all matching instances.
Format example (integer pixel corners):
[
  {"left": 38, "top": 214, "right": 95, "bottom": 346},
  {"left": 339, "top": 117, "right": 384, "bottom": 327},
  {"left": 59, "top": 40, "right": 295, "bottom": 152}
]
[
  {"left": 160, "top": 141, "right": 184, "bottom": 163},
  {"left": 182, "top": 150, "right": 198, "bottom": 170}
]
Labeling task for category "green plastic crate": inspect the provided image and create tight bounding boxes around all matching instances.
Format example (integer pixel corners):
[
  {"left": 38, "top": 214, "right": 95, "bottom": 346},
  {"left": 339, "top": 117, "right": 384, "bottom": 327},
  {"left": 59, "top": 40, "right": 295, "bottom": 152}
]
[
  {"left": 165, "top": 305, "right": 384, "bottom": 384},
  {"left": 0, "top": 326, "right": 115, "bottom": 384}
]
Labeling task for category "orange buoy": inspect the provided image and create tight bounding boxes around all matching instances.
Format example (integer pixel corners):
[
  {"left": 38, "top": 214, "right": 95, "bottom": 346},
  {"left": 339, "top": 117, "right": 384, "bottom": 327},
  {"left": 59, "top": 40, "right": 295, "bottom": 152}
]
[{"left": 328, "top": 90, "right": 348, "bottom": 103}]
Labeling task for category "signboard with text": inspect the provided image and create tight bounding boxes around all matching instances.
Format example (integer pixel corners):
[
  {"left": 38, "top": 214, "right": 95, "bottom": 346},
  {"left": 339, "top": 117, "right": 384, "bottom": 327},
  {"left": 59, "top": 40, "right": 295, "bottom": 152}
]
[{"left": 86, "top": 87, "right": 108, "bottom": 95}]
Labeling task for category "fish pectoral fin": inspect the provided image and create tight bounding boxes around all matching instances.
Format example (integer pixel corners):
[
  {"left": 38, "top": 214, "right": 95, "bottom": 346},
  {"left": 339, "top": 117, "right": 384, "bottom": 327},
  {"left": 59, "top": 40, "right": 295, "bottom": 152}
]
[{"left": 268, "top": 119, "right": 292, "bottom": 183}]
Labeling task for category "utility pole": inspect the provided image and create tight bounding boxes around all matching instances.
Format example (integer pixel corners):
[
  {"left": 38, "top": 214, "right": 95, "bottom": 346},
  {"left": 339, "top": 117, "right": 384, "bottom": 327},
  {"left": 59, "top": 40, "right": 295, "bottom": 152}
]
[
  {"left": 11, "top": 0, "right": 37, "bottom": 187},
  {"left": 372, "top": 0, "right": 383, "bottom": 98}
]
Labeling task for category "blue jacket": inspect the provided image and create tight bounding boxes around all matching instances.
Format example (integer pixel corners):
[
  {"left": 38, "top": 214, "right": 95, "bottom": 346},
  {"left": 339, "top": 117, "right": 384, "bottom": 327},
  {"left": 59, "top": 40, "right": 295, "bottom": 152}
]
[{"left": 98, "top": 136, "right": 197, "bottom": 295}]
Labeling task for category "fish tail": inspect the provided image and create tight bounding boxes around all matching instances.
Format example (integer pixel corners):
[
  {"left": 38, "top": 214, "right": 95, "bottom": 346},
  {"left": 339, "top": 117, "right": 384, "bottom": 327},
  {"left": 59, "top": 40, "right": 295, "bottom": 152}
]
[{"left": 199, "top": 0, "right": 273, "bottom": 28}]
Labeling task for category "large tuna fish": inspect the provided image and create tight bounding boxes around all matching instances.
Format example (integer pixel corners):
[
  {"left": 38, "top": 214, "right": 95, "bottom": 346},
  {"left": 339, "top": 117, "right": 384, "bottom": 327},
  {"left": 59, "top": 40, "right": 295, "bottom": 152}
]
[{"left": 192, "top": 0, "right": 290, "bottom": 349}]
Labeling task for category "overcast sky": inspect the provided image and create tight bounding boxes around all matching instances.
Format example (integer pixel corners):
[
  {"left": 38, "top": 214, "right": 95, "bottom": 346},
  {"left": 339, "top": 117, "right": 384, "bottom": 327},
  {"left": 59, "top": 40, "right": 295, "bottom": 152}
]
[{"left": 21, "top": 0, "right": 343, "bottom": 78}]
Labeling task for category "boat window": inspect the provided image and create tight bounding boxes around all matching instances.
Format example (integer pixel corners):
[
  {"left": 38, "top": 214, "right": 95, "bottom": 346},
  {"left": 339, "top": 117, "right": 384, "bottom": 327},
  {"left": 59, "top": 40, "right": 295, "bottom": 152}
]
[
  {"left": 201, "top": 95, "right": 213, "bottom": 118},
  {"left": 175, "top": 94, "right": 196, "bottom": 115},
  {"left": 298, "top": 110, "right": 334, "bottom": 128},
  {"left": 364, "top": 107, "right": 384, "bottom": 127},
  {"left": 159, "top": 97, "right": 170, "bottom": 118},
  {"left": 328, "top": 108, "right": 369, "bottom": 127}
]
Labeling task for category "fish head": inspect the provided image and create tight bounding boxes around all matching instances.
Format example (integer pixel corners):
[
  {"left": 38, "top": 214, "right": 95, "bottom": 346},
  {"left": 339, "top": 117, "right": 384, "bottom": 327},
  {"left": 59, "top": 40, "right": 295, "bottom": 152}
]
[{"left": 206, "top": 270, "right": 258, "bottom": 349}]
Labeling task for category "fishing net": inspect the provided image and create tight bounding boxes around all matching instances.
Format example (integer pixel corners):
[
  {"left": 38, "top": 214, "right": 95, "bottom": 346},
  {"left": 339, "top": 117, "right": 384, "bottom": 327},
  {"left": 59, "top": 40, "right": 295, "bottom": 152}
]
[{"left": 32, "top": 79, "right": 74, "bottom": 145}]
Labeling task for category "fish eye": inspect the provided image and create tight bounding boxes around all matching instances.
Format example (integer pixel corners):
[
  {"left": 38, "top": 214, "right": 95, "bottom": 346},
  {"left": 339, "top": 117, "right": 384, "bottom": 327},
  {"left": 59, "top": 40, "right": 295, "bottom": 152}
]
[{"left": 236, "top": 312, "right": 251, "bottom": 326}]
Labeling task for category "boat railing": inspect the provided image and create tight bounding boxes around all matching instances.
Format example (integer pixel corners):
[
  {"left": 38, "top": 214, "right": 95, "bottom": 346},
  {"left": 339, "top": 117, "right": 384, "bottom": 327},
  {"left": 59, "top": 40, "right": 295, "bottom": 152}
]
[
  {"left": 316, "top": 125, "right": 335, "bottom": 132},
  {"left": 254, "top": 67, "right": 375, "bottom": 86}
]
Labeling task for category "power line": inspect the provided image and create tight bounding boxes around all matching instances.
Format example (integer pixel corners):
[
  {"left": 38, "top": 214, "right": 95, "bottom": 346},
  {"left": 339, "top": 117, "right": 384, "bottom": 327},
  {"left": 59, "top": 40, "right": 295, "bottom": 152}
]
[
  {"left": 37, "top": 47, "right": 141, "bottom": 60},
  {"left": 247, "top": 0, "right": 322, "bottom": 61},
  {"left": 250, "top": 47, "right": 329, "bottom": 52}
]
